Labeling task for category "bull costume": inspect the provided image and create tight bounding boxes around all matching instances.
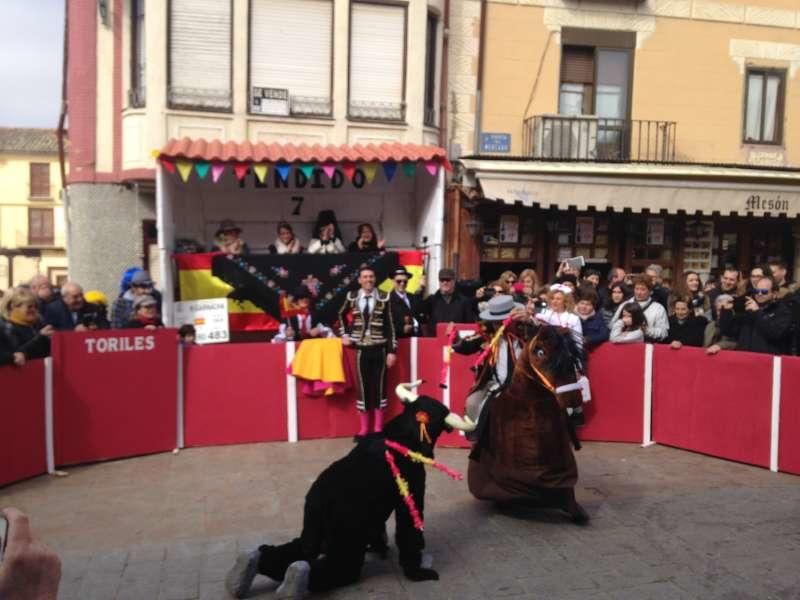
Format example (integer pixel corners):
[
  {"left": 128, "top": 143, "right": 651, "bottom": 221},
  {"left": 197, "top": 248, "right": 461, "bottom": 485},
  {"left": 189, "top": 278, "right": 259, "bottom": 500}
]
[
  {"left": 338, "top": 267, "right": 398, "bottom": 437},
  {"left": 454, "top": 295, "right": 590, "bottom": 524}
]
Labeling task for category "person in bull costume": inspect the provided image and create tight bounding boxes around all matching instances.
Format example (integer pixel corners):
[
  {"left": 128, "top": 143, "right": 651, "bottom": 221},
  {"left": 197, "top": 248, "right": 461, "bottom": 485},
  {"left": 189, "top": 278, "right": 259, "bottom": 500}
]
[{"left": 338, "top": 265, "right": 398, "bottom": 438}]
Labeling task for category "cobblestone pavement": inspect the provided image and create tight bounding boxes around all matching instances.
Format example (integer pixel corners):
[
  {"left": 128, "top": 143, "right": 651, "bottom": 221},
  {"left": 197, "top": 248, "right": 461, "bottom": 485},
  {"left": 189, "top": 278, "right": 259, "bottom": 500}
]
[{"left": 2, "top": 440, "right": 799, "bottom": 600}]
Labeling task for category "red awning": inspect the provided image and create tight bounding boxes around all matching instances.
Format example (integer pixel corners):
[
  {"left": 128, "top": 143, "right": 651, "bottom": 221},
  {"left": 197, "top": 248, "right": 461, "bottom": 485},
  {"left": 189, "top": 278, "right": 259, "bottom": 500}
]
[{"left": 159, "top": 137, "right": 450, "bottom": 166}]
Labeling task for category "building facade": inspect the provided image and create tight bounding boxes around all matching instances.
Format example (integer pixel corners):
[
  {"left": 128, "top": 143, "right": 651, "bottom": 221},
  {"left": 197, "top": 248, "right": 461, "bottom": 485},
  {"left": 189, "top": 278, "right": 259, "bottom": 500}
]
[
  {"left": 67, "top": 0, "right": 452, "bottom": 299},
  {"left": 0, "top": 128, "right": 68, "bottom": 291},
  {"left": 447, "top": 0, "right": 800, "bottom": 284}
]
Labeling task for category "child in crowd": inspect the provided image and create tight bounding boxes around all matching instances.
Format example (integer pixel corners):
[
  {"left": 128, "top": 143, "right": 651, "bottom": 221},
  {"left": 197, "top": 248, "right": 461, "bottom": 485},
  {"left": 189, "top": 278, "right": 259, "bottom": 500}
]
[
  {"left": 178, "top": 324, "right": 196, "bottom": 346},
  {"left": 574, "top": 286, "right": 609, "bottom": 351},
  {"left": 272, "top": 288, "right": 332, "bottom": 343},
  {"left": 610, "top": 303, "right": 646, "bottom": 344}
]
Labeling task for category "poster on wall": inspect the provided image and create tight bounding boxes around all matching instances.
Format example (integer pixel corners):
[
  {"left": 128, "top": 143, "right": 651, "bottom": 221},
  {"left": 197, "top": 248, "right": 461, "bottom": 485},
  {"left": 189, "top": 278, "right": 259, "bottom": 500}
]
[
  {"left": 646, "top": 218, "right": 665, "bottom": 246},
  {"left": 575, "top": 217, "right": 594, "bottom": 245},
  {"left": 173, "top": 298, "right": 230, "bottom": 344},
  {"left": 499, "top": 215, "right": 519, "bottom": 243}
]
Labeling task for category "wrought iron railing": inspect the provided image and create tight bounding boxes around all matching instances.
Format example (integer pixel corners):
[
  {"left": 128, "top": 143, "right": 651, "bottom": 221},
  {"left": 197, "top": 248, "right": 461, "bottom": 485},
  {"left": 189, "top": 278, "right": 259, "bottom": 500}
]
[{"left": 522, "top": 115, "right": 677, "bottom": 163}]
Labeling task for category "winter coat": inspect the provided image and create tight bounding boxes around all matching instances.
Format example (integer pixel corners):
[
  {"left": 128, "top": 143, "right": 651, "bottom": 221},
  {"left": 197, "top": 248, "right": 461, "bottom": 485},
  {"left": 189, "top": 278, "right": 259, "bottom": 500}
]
[
  {"left": 0, "top": 318, "right": 51, "bottom": 363},
  {"left": 611, "top": 298, "right": 669, "bottom": 342},
  {"left": 609, "top": 321, "right": 645, "bottom": 344},
  {"left": 42, "top": 298, "right": 110, "bottom": 331},
  {"left": 666, "top": 316, "right": 706, "bottom": 347},
  {"left": 579, "top": 312, "right": 609, "bottom": 350},
  {"left": 721, "top": 300, "right": 793, "bottom": 355},
  {"left": 112, "top": 289, "right": 163, "bottom": 329},
  {"left": 421, "top": 291, "right": 476, "bottom": 337}
]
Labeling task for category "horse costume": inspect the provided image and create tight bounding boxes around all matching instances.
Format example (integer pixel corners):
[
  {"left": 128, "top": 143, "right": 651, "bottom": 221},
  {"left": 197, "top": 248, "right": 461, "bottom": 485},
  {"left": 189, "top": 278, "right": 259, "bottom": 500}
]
[
  {"left": 453, "top": 295, "right": 589, "bottom": 523},
  {"left": 225, "top": 381, "right": 475, "bottom": 599}
]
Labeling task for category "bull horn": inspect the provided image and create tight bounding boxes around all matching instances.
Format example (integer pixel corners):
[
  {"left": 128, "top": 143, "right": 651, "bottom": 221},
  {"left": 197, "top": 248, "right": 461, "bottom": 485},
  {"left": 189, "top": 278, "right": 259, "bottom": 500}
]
[
  {"left": 395, "top": 380, "right": 424, "bottom": 403},
  {"left": 444, "top": 413, "right": 476, "bottom": 432}
]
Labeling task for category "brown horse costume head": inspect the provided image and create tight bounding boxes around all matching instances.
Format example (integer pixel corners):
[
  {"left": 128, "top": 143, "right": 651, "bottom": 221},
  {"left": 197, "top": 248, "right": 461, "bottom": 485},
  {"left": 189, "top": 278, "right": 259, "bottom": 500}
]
[{"left": 468, "top": 322, "right": 589, "bottom": 522}]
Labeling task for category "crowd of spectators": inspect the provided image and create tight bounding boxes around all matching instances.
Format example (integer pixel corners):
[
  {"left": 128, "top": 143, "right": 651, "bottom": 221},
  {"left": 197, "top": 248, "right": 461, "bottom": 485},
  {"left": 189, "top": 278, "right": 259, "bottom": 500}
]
[
  {"left": 0, "top": 268, "right": 167, "bottom": 367},
  {"left": 3, "top": 250, "right": 800, "bottom": 367}
]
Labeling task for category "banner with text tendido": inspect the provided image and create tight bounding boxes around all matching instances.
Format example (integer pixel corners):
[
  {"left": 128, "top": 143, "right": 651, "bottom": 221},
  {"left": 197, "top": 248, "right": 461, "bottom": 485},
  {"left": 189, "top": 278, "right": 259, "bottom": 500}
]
[{"left": 51, "top": 329, "right": 179, "bottom": 466}]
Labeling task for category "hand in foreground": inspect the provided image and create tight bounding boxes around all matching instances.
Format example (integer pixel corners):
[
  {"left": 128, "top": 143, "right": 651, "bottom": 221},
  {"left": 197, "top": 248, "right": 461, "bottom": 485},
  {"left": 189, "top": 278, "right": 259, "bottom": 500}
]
[
  {"left": 74, "top": 324, "right": 88, "bottom": 332},
  {"left": 0, "top": 508, "right": 61, "bottom": 600},
  {"left": 706, "top": 344, "right": 721, "bottom": 355},
  {"left": 386, "top": 353, "right": 396, "bottom": 368},
  {"left": 341, "top": 336, "right": 352, "bottom": 347},
  {"left": 39, "top": 325, "right": 55, "bottom": 338},
  {"left": 670, "top": 341, "right": 682, "bottom": 349},
  {"left": 745, "top": 297, "right": 759, "bottom": 312},
  {"left": 12, "top": 352, "right": 26, "bottom": 367}
]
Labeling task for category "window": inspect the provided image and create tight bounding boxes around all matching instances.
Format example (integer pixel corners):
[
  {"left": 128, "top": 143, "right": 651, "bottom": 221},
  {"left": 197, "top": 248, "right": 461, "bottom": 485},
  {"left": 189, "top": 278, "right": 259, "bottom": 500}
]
[
  {"left": 349, "top": 2, "right": 406, "bottom": 121},
  {"left": 129, "top": 0, "right": 145, "bottom": 107},
  {"left": 29, "top": 163, "right": 50, "bottom": 199},
  {"left": 168, "top": 0, "right": 232, "bottom": 111},
  {"left": 28, "top": 208, "right": 54, "bottom": 246},
  {"left": 250, "top": 0, "right": 332, "bottom": 117},
  {"left": 424, "top": 12, "right": 438, "bottom": 127},
  {"left": 744, "top": 68, "right": 785, "bottom": 145},
  {"left": 559, "top": 46, "right": 630, "bottom": 119}
]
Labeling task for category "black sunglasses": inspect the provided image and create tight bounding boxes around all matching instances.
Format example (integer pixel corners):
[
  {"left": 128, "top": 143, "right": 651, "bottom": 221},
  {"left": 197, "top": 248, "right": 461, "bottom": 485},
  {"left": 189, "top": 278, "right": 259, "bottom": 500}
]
[
  {"left": 395, "top": 278, "right": 408, "bottom": 284},
  {"left": 439, "top": 278, "right": 453, "bottom": 282},
  {"left": 753, "top": 288, "right": 772, "bottom": 295}
]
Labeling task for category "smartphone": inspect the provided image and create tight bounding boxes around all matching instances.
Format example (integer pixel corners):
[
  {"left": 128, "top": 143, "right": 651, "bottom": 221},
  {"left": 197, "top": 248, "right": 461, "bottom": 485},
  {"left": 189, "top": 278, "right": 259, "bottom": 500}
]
[
  {"left": 566, "top": 256, "right": 586, "bottom": 272},
  {"left": 0, "top": 514, "right": 7, "bottom": 562},
  {"left": 733, "top": 296, "right": 747, "bottom": 314}
]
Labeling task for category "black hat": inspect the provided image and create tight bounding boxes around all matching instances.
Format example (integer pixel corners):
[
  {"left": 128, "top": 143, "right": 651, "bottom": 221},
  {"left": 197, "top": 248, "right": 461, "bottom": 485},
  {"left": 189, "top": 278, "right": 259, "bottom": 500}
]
[
  {"left": 392, "top": 267, "right": 412, "bottom": 279},
  {"left": 316, "top": 210, "right": 337, "bottom": 227},
  {"left": 438, "top": 268, "right": 456, "bottom": 281},
  {"left": 215, "top": 219, "right": 242, "bottom": 238}
]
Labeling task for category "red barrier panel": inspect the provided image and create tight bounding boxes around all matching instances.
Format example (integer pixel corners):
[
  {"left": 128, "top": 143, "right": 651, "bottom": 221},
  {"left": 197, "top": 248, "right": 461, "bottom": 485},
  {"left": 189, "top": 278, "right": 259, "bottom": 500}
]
[
  {"left": 581, "top": 344, "right": 645, "bottom": 443},
  {"left": 297, "top": 339, "right": 411, "bottom": 440},
  {"left": 184, "top": 342, "right": 287, "bottom": 446},
  {"left": 0, "top": 361, "right": 46, "bottom": 487},
  {"left": 779, "top": 356, "right": 800, "bottom": 475},
  {"left": 52, "top": 330, "right": 179, "bottom": 466},
  {"left": 652, "top": 345, "right": 773, "bottom": 468}
]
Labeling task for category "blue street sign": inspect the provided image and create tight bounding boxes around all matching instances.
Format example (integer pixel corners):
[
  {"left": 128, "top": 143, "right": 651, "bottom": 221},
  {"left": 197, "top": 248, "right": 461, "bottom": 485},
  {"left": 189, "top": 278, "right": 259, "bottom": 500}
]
[{"left": 480, "top": 133, "right": 511, "bottom": 153}]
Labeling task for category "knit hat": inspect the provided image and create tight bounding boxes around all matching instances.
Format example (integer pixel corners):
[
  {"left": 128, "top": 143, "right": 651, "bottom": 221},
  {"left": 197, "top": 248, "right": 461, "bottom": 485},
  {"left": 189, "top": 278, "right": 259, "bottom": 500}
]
[{"left": 133, "top": 295, "right": 157, "bottom": 309}]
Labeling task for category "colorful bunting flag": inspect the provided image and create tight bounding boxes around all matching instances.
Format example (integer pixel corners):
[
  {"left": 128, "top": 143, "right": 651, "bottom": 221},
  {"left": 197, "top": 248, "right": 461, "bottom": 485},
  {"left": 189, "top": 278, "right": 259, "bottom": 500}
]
[
  {"left": 159, "top": 157, "right": 176, "bottom": 174},
  {"left": 233, "top": 162, "right": 249, "bottom": 181},
  {"left": 363, "top": 163, "right": 378, "bottom": 184},
  {"left": 402, "top": 161, "right": 417, "bottom": 177},
  {"left": 424, "top": 160, "right": 439, "bottom": 176},
  {"left": 211, "top": 162, "right": 226, "bottom": 183},
  {"left": 195, "top": 162, "right": 210, "bottom": 180},
  {"left": 322, "top": 163, "right": 337, "bottom": 180},
  {"left": 341, "top": 161, "right": 357, "bottom": 182},
  {"left": 176, "top": 160, "right": 193, "bottom": 182},
  {"left": 276, "top": 163, "right": 291, "bottom": 182},
  {"left": 253, "top": 163, "right": 269, "bottom": 183},
  {"left": 299, "top": 164, "right": 315, "bottom": 179},
  {"left": 383, "top": 161, "right": 398, "bottom": 182}
]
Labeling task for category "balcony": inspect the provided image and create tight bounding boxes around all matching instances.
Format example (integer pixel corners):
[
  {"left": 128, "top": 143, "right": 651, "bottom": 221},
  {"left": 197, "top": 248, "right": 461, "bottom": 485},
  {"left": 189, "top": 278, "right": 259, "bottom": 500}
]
[{"left": 522, "top": 115, "right": 677, "bottom": 163}]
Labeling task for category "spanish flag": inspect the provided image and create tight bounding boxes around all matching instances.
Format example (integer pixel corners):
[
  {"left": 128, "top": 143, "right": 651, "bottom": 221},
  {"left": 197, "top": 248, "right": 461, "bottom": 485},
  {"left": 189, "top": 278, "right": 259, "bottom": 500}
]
[
  {"left": 379, "top": 250, "right": 426, "bottom": 294},
  {"left": 174, "top": 253, "right": 279, "bottom": 331}
]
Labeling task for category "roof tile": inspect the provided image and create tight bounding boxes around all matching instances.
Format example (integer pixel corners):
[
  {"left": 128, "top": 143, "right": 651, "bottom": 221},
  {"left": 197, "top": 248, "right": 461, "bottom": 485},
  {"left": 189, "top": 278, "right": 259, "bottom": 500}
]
[
  {"left": 0, "top": 127, "right": 60, "bottom": 154},
  {"left": 159, "top": 137, "right": 449, "bottom": 166}
]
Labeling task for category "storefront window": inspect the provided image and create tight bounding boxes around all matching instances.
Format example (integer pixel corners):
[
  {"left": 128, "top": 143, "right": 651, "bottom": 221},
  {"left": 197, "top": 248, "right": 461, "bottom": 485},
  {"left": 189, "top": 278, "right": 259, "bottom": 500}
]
[{"left": 628, "top": 217, "right": 676, "bottom": 281}]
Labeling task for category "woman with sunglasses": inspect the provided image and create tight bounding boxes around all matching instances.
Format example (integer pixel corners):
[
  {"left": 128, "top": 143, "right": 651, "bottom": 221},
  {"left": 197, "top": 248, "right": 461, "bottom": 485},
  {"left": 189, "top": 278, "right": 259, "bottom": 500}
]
[{"left": 388, "top": 267, "right": 423, "bottom": 337}]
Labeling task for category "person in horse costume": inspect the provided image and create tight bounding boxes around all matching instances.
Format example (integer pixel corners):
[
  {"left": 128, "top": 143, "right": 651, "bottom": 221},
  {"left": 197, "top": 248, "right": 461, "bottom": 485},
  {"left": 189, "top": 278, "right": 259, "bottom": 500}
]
[
  {"left": 225, "top": 381, "right": 475, "bottom": 599},
  {"left": 452, "top": 294, "right": 590, "bottom": 524}
]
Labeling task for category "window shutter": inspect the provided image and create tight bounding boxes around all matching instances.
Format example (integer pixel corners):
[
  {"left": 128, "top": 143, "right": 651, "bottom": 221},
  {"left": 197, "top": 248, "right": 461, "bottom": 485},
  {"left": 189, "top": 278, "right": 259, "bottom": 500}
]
[
  {"left": 349, "top": 3, "right": 405, "bottom": 121},
  {"left": 250, "top": 0, "right": 332, "bottom": 116},
  {"left": 29, "top": 208, "right": 54, "bottom": 245},
  {"left": 169, "top": 0, "right": 232, "bottom": 110},
  {"left": 30, "top": 163, "right": 50, "bottom": 198},
  {"left": 561, "top": 46, "right": 594, "bottom": 84}
]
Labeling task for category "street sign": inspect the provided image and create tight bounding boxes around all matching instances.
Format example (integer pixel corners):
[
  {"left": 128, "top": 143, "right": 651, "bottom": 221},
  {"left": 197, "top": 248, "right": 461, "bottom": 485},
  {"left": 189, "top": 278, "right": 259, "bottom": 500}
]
[
  {"left": 173, "top": 298, "right": 230, "bottom": 344},
  {"left": 480, "top": 132, "right": 511, "bottom": 153}
]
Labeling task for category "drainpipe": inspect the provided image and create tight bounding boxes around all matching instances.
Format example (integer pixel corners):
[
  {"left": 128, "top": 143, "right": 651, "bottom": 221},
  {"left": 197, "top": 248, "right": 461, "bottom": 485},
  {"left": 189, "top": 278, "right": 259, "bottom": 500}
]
[
  {"left": 439, "top": 0, "right": 450, "bottom": 152},
  {"left": 57, "top": 0, "right": 71, "bottom": 273},
  {"left": 473, "top": 0, "right": 487, "bottom": 154}
]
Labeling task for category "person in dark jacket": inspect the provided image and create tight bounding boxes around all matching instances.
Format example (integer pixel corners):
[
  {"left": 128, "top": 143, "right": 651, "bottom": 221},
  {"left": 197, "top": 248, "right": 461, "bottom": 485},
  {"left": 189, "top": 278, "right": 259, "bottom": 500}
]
[
  {"left": 420, "top": 269, "right": 476, "bottom": 337},
  {"left": 124, "top": 295, "right": 165, "bottom": 329},
  {"left": 645, "top": 264, "right": 670, "bottom": 309},
  {"left": 388, "top": 267, "right": 424, "bottom": 338},
  {"left": 28, "top": 274, "right": 60, "bottom": 315},
  {"left": 666, "top": 296, "right": 706, "bottom": 348},
  {"left": 600, "top": 282, "right": 631, "bottom": 328},
  {"left": 575, "top": 286, "right": 608, "bottom": 351},
  {"left": 721, "top": 276, "right": 792, "bottom": 355},
  {"left": 42, "top": 281, "right": 109, "bottom": 331},
  {"left": 1, "top": 288, "right": 54, "bottom": 366},
  {"left": 347, "top": 223, "right": 385, "bottom": 253}
]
